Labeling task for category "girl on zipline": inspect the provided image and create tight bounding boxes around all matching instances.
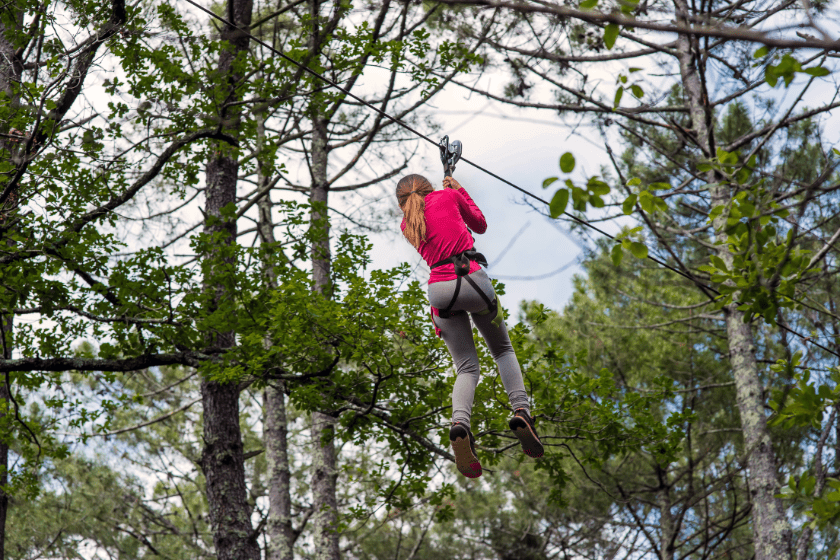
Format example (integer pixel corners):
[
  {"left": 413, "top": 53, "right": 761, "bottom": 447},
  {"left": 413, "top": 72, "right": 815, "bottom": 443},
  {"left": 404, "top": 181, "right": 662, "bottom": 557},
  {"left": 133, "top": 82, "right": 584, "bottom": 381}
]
[{"left": 396, "top": 173, "right": 544, "bottom": 479}]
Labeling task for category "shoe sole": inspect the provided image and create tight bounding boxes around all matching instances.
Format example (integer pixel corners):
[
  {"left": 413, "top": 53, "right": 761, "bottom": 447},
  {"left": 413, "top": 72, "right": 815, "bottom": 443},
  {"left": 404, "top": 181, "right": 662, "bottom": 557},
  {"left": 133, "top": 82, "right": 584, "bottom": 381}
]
[
  {"left": 509, "top": 416, "right": 544, "bottom": 458},
  {"left": 450, "top": 436, "right": 482, "bottom": 478}
]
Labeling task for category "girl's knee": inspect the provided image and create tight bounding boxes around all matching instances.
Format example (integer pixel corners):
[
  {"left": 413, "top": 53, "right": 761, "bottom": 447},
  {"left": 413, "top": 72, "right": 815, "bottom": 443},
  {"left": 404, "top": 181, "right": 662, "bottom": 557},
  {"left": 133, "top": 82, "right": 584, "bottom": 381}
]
[
  {"left": 489, "top": 344, "right": 515, "bottom": 362},
  {"left": 454, "top": 361, "right": 480, "bottom": 380}
]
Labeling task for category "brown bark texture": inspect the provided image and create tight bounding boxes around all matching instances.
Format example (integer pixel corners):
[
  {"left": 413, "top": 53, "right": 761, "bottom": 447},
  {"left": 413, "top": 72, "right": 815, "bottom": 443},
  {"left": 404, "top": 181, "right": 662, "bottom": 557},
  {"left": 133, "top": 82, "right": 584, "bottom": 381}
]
[
  {"left": 0, "top": 319, "right": 10, "bottom": 560},
  {"left": 306, "top": 1, "right": 340, "bottom": 558},
  {"left": 0, "top": 5, "right": 23, "bottom": 559},
  {"left": 310, "top": 410, "right": 340, "bottom": 560},
  {"left": 672, "top": 0, "right": 793, "bottom": 557},
  {"left": 309, "top": 111, "right": 331, "bottom": 292},
  {"left": 255, "top": 113, "right": 296, "bottom": 560},
  {"left": 265, "top": 385, "right": 294, "bottom": 560},
  {"left": 199, "top": 1, "right": 260, "bottom": 559},
  {"left": 309, "top": 116, "right": 341, "bottom": 559},
  {"left": 658, "top": 477, "right": 675, "bottom": 560},
  {"left": 0, "top": 6, "right": 22, "bottom": 97}
]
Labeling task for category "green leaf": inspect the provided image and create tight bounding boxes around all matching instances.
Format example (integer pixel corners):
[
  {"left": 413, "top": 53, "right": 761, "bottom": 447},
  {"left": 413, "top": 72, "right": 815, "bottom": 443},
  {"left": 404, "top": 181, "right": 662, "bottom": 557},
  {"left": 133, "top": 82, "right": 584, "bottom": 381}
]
[
  {"left": 638, "top": 190, "right": 653, "bottom": 213},
  {"left": 549, "top": 188, "right": 569, "bottom": 218},
  {"left": 803, "top": 66, "right": 830, "bottom": 77},
  {"left": 604, "top": 23, "right": 620, "bottom": 50},
  {"left": 580, "top": 0, "right": 598, "bottom": 8},
  {"left": 697, "top": 163, "right": 713, "bottom": 172},
  {"left": 630, "top": 84, "right": 644, "bottom": 99},
  {"left": 590, "top": 183, "right": 610, "bottom": 196},
  {"left": 611, "top": 243, "right": 623, "bottom": 266},
  {"left": 622, "top": 194, "right": 637, "bottom": 215},
  {"left": 629, "top": 241, "right": 648, "bottom": 259},
  {"left": 614, "top": 86, "right": 624, "bottom": 109},
  {"left": 710, "top": 255, "right": 728, "bottom": 271},
  {"left": 626, "top": 177, "right": 641, "bottom": 187},
  {"left": 587, "top": 176, "right": 610, "bottom": 195},
  {"left": 543, "top": 176, "right": 559, "bottom": 189},
  {"left": 628, "top": 67, "right": 642, "bottom": 73},
  {"left": 765, "top": 66, "right": 779, "bottom": 87},
  {"left": 619, "top": 0, "right": 638, "bottom": 14},
  {"left": 560, "top": 152, "right": 576, "bottom": 173},
  {"left": 753, "top": 46, "right": 769, "bottom": 59},
  {"left": 570, "top": 186, "right": 588, "bottom": 211},
  {"left": 654, "top": 197, "right": 668, "bottom": 213}
]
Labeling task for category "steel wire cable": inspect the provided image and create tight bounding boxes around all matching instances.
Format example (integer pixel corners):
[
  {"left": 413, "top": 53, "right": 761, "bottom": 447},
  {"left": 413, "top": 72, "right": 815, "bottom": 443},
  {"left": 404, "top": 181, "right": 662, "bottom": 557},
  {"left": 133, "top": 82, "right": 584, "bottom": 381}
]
[{"left": 182, "top": 0, "right": 840, "bottom": 360}]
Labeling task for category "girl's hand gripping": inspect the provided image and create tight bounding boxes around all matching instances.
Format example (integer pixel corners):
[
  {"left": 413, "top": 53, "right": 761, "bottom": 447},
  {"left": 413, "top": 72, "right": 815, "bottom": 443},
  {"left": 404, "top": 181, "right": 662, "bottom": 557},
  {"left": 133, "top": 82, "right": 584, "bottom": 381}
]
[{"left": 443, "top": 177, "right": 462, "bottom": 190}]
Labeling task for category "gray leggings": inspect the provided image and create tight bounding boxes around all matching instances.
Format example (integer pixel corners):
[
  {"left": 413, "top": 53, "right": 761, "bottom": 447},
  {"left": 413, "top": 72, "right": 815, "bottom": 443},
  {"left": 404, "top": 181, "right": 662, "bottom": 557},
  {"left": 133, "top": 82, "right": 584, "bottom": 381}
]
[{"left": 429, "top": 269, "right": 530, "bottom": 428}]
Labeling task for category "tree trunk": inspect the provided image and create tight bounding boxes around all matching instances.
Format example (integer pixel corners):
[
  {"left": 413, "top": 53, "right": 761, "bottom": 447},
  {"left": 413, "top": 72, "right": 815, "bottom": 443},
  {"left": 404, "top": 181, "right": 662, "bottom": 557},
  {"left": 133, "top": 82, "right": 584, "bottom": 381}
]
[
  {"left": 265, "top": 385, "right": 294, "bottom": 560},
  {"left": 0, "top": 6, "right": 23, "bottom": 559},
  {"left": 306, "top": 0, "right": 340, "bottom": 556},
  {"left": 309, "top": 50, "right": 340, "bottom": 560},
  {"left": 311, "top": 411, "right": 340, "bottom": 560},
  {"left": 309, "top": 118, "right": 331, "bottom": 292},
  {"left": 657, "top": 472, "right": 675, "bottom": 560},
  {"left": 199, "top": 1, "right": 260, "bottom": 559},
  {"left": 201, "top": 379, "right": 259, "bottom": 560},
  {"left": 721, "top": 313, "right": 792, "bottom": 560},
  {"left": 0, "top": 318, "right": 10, "bottom": 560},
  {"left": 309, "top": 113, "right": 340, "bottom": 560},
  {"left": 0, "top": 6, "right": 22, "bottom": 99},
  {"left": 671, "top": 1, "right": 793, "bottom": 557},
  {"left": 255, "top": 112, "right": 296, "bottom": 560}
]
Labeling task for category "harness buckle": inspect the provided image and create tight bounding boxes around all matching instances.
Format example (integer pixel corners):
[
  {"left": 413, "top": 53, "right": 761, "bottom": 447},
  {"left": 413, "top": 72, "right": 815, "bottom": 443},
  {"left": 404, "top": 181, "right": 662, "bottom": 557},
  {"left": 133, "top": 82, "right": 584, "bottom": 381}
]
[{"left": 453, "top": 253, "right": 471, "bottom": 277}]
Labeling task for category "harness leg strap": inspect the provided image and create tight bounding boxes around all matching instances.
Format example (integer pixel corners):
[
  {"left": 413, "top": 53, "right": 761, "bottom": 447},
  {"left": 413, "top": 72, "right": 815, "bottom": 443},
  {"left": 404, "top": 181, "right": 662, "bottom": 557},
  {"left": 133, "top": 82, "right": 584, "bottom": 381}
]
[
  {"left": 437, "top": 276, "right": 463, "bottom": 319},
  {"left": 463, "top": 275, "right": 504, "bottom": 328}
]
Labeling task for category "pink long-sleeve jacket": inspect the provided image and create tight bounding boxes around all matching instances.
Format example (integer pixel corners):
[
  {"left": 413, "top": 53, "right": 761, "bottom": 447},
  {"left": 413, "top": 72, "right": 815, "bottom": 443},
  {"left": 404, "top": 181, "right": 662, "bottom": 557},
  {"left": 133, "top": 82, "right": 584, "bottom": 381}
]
[{"left": 400, "top": 187, "right": 487, "bottom": 283}]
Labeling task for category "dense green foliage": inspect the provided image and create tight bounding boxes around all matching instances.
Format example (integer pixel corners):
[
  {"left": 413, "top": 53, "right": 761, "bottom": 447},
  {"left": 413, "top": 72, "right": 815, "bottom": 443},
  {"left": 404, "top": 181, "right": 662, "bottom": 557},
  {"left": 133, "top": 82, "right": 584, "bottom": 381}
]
[{"left": 1, "top": 0, "right": 839, "bottom": 559}]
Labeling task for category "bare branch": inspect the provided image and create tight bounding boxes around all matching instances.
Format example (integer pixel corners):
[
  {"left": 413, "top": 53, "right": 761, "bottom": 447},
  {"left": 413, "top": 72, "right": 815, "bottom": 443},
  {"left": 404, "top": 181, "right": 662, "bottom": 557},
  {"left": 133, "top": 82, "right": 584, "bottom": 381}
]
[
  {"left": 0, "top": 352, "right": 206, "bottom": 373},
  {"left": 436, "top": 0, "right": 840, "bottom": 50},
  {"left": 92, "top": 397, "right": 202, "bottom": 438}
]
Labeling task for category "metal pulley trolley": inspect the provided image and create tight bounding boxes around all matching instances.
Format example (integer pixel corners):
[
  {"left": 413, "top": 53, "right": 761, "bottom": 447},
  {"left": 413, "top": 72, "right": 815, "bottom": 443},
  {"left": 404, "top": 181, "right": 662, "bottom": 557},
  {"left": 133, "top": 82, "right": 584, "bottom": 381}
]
[{"left": 439, "top": 135, "right": 463, "bottom": 178}]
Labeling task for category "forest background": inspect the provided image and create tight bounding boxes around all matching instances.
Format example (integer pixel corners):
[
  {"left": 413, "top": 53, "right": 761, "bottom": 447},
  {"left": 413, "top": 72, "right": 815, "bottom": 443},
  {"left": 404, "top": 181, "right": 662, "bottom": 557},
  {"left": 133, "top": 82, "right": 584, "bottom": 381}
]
[{"left": 2, "top": 0, "right": 840, "bottom": 559}]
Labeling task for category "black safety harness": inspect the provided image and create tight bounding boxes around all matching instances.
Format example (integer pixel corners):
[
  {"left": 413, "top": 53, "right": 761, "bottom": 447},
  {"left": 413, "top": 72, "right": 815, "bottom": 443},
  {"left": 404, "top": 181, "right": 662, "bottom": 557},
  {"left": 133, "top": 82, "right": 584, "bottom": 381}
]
[
  {"left": 430, "top": 248, "right": 503, "bottom": 327},
  {"left": 430, "top": 137, "right": 504, "bottom": 328}
]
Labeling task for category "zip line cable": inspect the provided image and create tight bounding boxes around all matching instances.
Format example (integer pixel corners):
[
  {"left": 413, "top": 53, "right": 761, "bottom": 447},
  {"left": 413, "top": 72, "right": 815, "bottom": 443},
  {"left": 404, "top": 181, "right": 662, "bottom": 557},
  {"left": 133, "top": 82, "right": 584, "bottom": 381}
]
[
  {"left": 181, "top": 0, "right": 693, "bottom": 280},
  {"left": 183, "top": 0, "right": 840, "bottom": 360}
]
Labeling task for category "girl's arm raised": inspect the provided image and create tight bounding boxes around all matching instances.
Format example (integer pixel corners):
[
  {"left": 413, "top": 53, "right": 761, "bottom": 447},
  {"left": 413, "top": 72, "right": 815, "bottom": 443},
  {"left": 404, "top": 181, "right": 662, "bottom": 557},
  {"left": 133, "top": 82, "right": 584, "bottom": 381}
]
[{"left": 450, "top": 182, "right": 487, "bottom": 234}]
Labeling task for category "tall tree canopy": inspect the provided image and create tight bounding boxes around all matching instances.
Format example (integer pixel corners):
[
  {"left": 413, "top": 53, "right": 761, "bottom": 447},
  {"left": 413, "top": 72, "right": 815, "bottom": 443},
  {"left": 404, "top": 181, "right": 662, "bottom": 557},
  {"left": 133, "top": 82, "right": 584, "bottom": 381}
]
[{"left": 1, "top": 0, "right": 839, "bottom": 559}]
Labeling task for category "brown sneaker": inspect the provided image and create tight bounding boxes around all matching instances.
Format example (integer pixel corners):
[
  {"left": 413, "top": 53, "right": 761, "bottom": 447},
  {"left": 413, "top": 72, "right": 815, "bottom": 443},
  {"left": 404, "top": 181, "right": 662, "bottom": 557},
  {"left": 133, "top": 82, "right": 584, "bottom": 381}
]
[
  {"left": 449, "top": 422, "right": 482, "bottom": 478},
  {"left": 509, "top": 409, "right": 544, "bottom": 458}
]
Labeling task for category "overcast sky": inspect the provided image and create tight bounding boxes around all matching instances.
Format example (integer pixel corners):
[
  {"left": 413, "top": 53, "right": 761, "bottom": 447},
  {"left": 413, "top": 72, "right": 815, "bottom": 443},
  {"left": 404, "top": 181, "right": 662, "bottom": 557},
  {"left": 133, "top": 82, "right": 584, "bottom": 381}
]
[
  {"left": 355, "top": 79, "right": 623, "bottom": 318},
  {"left": 158, "top": 3, "right": 840, "bottom": 323},
  {"left": 349, "top": 50, "right": 840, "bottom": 322}
]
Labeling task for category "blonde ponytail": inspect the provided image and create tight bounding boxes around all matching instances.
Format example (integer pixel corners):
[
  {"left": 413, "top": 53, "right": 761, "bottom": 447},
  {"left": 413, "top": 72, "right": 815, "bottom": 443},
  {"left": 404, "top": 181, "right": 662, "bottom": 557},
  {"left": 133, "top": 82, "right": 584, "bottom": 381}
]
[{"left": 396, "top": 174, "right": 434, "bottom": 249}]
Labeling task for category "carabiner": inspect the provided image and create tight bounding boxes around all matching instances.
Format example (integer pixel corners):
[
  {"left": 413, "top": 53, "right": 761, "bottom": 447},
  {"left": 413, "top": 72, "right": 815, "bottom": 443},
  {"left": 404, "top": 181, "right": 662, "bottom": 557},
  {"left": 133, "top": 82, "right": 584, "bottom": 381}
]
[{"left": 439, "top": 135, "right": 463, "bottom": 178}]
